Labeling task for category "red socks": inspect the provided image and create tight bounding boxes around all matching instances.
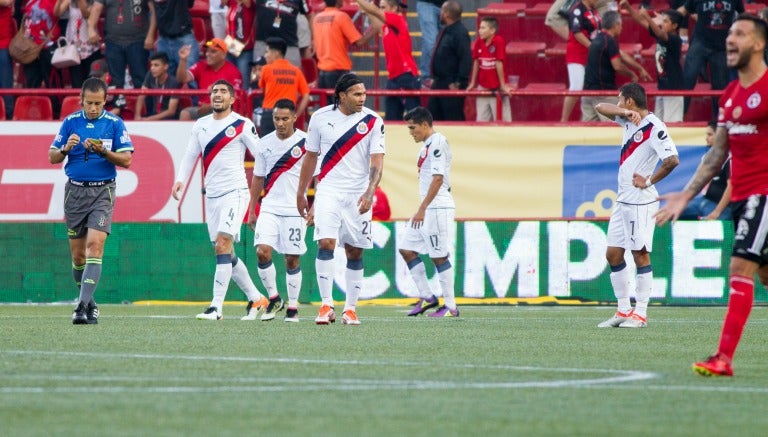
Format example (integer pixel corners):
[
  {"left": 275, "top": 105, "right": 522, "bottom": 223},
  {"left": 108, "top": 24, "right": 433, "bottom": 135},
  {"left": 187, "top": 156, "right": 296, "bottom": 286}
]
[{"left": 718, "top": 275, "right": 754, "bottom": 361}]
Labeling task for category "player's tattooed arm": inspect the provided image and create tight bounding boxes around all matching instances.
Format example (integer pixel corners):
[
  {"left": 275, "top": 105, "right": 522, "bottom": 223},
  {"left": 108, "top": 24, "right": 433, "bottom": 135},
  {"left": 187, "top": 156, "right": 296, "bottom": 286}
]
[
  {"left": 653, "top": 154, "right": 680, "bottom": 184},
  {"left": 684, "top": 127, "right": 730, "bottom": 196}
]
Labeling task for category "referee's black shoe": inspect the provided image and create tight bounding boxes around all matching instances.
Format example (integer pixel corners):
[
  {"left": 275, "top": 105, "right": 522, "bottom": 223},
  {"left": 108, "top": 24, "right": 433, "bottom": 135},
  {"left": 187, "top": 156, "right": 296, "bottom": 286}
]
[{"left": 72, "top": 302, "right": 88, "bottom": 325}]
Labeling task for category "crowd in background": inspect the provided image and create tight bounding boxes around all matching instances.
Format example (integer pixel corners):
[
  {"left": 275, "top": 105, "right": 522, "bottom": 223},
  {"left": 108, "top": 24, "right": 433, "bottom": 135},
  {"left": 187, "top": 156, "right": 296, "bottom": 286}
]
[{"left": 0, "top": 0, "right": 757, "bottom": 124}]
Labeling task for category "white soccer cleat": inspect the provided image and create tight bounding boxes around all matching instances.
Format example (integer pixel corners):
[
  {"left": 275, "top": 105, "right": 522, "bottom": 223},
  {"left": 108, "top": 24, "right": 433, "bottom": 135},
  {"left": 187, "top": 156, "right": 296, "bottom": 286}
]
[
  {"left": 619, "top": 313, "right": 648, "bottom": 328},
  {"left": 241, "top": 297, "right": 268, "bottom": 321},
  {"left": 196, "top": 306, "right": 222, "bottom": 320},
  {"left": 597, "top": 310, "right": 633, "bottom": 328}
]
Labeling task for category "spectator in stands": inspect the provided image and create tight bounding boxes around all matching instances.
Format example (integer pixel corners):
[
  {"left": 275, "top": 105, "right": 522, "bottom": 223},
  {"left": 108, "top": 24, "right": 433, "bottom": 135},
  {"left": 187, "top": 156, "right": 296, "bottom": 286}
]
[
  {"left": 356, "top": 0, "right": 420, "bottom": 121},
  {"left": 153, "top": 0, "right": 197, "bottom": 76},
  {"left": 225, "top": 0, "right": 256, "bottom": 84},
  {"left": 135, "top": 51, "right": 180, "bottom": 120},
  {"left": 677, "top": 0, "right": 743, "bottom": 120},
  {"left": 210, "top": 0, "right": 227, "bottom": 39},
  {"left": 467, "top": 16, "right": 511, "bottom": 122},
  {"left": 417, "top": 0, "right": 442, "bottom": 86},
  {"left": 372, "top": 186, "right": 391, "bottom": 221},
  {"left": 622, "top": 2, "right": 684, "bottom": 122},
  {"left": 254, "top": 0, "right": 311, "bottom": 68},
  {"left": 297, "top": 8, "right": 311, "bottom": 59},
  {"left": 560, "top": 0, "right": 601, "bottom": 122},
  {"left": 87, "top": 58, "right": 126, "bottom": 115},
  {"left": 88, "top": 0, "right": 155, "bottom": 90},
  {"left": 427, "top": 0, "right": 471, "bottom": 121},
  {"left": 258, "top": 37, "right": 309, "bottom": 135},
  {"left": 581, "top": 10, "right": 651, "bottom": 121},
  {"left": 248, "top": 56, "right": 266, "bottom": 127},
  {"left": 679, "top": 120, "right": 732, "bottom": 220},
  {"left": 669, "top": 0, "right": 688, "bottom": 43},
  {"left": 176, "top": 37, "right": 243, "bottom": 120},
  {"left": 22, "top": 0, "right": 60, "bottom": 89},
  {"left": 314, "top": 0, "right": 375, "bottom": 89},
  {"left": 54, "top": 0, "right": 102, "bottom": 88},
  {"left": 1, "top": 0, "right": 14, "bottom": 118},
  {"left": 546, "top": 0, "right": 612, "bottom": 41}
]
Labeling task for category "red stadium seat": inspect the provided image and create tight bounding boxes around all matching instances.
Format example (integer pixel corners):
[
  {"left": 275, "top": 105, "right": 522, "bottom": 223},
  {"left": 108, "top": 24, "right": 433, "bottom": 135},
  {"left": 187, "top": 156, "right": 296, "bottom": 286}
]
[
  {"left": 477, "top": 3, "right": 527, "bottom": 44},
  {"left": 520, "top": 3, "right": 562, "bottom": 48},
  {"left": 506, "top": 41, "right": 565, "bottom": 87},
  {"left": 59, "top": 95, "right": 82, "bottom": 118},
  {"left": 0, "top": 97, "right": 5, "bottom": 120},
  {"left": 301, "top": 57, "right": 318, "bottom": 85},
  {"left": 192, "top": 17, "right": 208, "bottom": 44},
  {"left": 13, "top": 96, "right": 53, "bottom": 120},
  {"left": 745, "top": 3, "right": 766, "bottom": 15},
  {"left": 190, "top": 0, "right": 210, "bottom": 18},
  {"left": 511, "top": 82, "right": 568, "bottom": 121}
]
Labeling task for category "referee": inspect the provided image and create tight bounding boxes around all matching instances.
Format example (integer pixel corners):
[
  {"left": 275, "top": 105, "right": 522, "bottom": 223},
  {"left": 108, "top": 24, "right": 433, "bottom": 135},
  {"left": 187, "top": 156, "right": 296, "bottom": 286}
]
[{"left": 49, "top": 77, "right": 134, "bottom": 325}]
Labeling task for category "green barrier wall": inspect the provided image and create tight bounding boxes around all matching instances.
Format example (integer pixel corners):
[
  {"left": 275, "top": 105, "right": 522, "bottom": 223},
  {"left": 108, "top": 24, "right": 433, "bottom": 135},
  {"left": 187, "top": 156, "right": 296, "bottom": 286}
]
[{"left": 1, "top": 222, "right": 764, "bottom": 304}]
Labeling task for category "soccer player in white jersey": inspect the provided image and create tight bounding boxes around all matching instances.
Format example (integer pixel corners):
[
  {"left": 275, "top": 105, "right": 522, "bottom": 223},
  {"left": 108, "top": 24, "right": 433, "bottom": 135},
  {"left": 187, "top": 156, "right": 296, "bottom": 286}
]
[
  {"left": 296, "top": 73, "right": 385, "bottom": 326},
  {"left": 248, "top": 99, "right": 308, "bottom": 322},
  {"left": 172, "top": 79, "right": 268, "bottom": 321},
  {"left": 595, "top": 82, "right": 679, "bottom": 328},
  {"left": 400, "top": 107, "right": 459, "bottom": 317}
]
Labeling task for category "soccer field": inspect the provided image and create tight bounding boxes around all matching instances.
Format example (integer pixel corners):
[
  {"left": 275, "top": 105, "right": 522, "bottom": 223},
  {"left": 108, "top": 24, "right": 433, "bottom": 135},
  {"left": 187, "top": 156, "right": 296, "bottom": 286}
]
[{"left": 1, "top": 304, "right": 767, "bottom": 436}]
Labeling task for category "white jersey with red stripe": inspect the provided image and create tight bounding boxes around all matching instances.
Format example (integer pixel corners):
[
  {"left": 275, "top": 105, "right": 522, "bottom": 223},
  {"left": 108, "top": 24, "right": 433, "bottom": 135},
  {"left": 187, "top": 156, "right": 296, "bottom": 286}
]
[
  {"left": 614, "top": 113, "right": 677, "bottom": 204},
  {"left": 417, "top": 131, "right": 455, "bottom": 209},
  {"left": 254, "top": 129, "right": 307, "bottom": 216},
  {"left": 306, "top": 104, "right": 385, "bottom": 193},
  {"left": 176, "top": 111, "right": 259, "bottom": 198}
]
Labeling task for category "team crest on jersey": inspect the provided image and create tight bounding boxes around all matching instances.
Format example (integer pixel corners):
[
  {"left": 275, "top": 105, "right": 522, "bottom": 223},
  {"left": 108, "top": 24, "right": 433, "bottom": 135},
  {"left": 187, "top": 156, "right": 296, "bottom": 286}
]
[
  {"left": 291, "top": 145, "right": 303, "bottom": 158},
  {"left": 489, "top": 45, "right": 496, "bottom": 54},
  {"left": 733, "top": 106, "right": 742, "bottom": 120},
  {"left": 747, "top": 93, "right": 761, "bottom": 109},
  {"left": 225, "top": 126, "right": 237, "bottom": 138},
  {"left": 633, "top": 131, "right": 644, "bottom": 142},
  {"left": 356, "top": 122, "right": 369, "bottom": 134}
]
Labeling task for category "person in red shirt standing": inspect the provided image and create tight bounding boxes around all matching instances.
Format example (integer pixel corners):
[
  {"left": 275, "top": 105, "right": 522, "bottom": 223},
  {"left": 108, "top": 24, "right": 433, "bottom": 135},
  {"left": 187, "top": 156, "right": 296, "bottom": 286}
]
[
  {"left": 177, "top": 38, "right": 244, "bottom": 120},
  {"left": 467, "top": 16, "right": 512, "bottom": 122},
  {"left": 656, "top": 15, "right": 768, "bottom": 377},
  {"left": 356, "top": 0, "right": 420, "bottom": 121},
  {"left": 225, "top": 0, "right": 257, "bottom": 85},
  {"left": 560, "top": 0, "right": 600, "bottom": 122}
]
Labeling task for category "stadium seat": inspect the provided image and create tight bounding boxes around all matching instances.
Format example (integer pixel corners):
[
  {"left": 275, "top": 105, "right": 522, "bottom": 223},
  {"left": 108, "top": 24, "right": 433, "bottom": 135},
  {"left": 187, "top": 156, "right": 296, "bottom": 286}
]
[
  {"left": 309, "top": 0, "right": 326, "bottom": 13},
  {"left": 13, "top": 96, "right": 53, "bottom": 120},
  {"left": 520, "top": 3, "right": 562, "bottom": 48},
  {"left": 511, "top": 82, "right": 567, "bottom": 121},
  {"left": 745, "top": 3, "right": 766, "bottom": 15},
  {"left": 59, "top": 95, "right": 82, "bottom": 118},
  {"left": 477, "top": 3, "right": 527, "bottom": 44},
  {"left": 192, "top": 17, "right": 208, "bottom": 45},
  {"left": 507, "top": 41, "right": 565, "bottom": 87},
  {"left": 301, "top": 57, "right": 319, "bottom": 85},
  {"left": 190, "top": 0, "right": 210, "bottom": 18},
  {"left": 0, "top": 97, "right": 5, "bottom": 120},
  {"left": 686, "top": 82, "right": 718, "bottom": 123},
  {"left": 618, "top": 10, "right": 656, "bottom": 50}
]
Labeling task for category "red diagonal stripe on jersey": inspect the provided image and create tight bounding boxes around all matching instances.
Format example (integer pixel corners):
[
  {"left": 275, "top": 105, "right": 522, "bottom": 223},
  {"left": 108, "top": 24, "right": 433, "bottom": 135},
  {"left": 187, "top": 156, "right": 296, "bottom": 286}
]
[
  {"left": 620, "top": 122, "right": 653, "bottom": 165},
  {"left": 317, "top": 114, "right": 376, "bottom": 182},
  {"left": 263, "top": 138, "right": 306, "bottom": 198},
  {"left": 202, "top": 119, "right": 245, "bottom": 175},
  {"left": 417, "top": 144, "right": 431, "bottom": 171}
]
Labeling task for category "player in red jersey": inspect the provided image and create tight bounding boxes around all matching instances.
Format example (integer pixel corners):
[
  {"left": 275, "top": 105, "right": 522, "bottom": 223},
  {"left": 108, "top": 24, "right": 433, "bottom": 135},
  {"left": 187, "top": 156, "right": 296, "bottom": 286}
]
[{"left": 656, "top": 14, "right": 768, "bottom": 377}]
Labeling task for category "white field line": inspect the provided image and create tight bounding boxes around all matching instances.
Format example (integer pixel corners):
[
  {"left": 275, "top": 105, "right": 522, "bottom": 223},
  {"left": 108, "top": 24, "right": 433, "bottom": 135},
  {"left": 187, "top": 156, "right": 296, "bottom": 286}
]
[{"left": 0, "top": 349, "right": 656, "bottom": 393}]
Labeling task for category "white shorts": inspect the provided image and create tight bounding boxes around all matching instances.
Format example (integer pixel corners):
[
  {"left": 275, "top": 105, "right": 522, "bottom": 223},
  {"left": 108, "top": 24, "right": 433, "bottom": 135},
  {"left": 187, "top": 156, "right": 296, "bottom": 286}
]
[
  {"left": 567, "top": 63, "right": 585, "bottom": 91},
  {"left": 399, "top": 208, "right": 455, "bottom": 258},
  {"left": 253, "top": 211, "right": 307, "bottom": 255},
  {"left": 206, "top": 189, "right": 250, "bottom": 242},
  {"left": 606, "top": 202, "right": 658, "bottom": 252},
  {"left": 313, "top": 190, "right": 373, "bottom": 249}
]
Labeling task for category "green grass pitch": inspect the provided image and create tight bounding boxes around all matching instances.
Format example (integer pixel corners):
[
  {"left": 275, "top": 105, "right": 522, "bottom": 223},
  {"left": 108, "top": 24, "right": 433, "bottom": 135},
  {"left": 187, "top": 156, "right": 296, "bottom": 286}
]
[{"left": 1, "top": 304, "right": 767, "bottom": 436}]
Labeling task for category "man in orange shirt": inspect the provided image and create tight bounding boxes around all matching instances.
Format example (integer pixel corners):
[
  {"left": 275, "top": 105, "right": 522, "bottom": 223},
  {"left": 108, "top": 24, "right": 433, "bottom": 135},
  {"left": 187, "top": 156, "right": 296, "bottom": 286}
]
[
  {"left": 259, "top": 37, "right": 311, "bottom": 135},
  {"left": 312, "top": 0, "right": 377, "bottom": 88}
]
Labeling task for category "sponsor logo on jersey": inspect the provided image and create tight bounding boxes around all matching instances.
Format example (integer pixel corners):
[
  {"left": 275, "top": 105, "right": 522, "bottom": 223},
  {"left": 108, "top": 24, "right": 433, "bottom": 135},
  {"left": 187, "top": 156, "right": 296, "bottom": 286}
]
[
  {"left": 733, "top": 106, "right": 742, "bottom": 119},
  {"left": 727, "top": 122, "right": 757, "bottom": 135}
]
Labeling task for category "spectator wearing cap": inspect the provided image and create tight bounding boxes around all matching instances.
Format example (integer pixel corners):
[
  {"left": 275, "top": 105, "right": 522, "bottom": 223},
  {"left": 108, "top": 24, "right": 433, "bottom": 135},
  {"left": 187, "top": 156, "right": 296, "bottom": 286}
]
[
  {"left": 313, "top": 0, "right": 377, "bottom": 89},
  {"left": 152, "top": 0, "right": 197, "bottom": 76},
  {"left": 177, "top": 38, "right": 243, "bottom": 120},
  {"left": 225, "top": 0, "right": 257, "bottom": 85},
  {"left": 356, "top": 0, "right": 420, "bottom": 121},
  {"left": 258, "top": 37, "right": 309, "bottom": 135},
  {"left": 253, "top": 0, "right": 312, "bottom": 68},
  {"left": 135, "top": 51, "right": 181, "bottom": 120},
  {"left": 87, "top": 0, "right": 156, "bottom": 89},
  {"left": 87, "top": 58, "right": 127, "bottom": 116}
]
